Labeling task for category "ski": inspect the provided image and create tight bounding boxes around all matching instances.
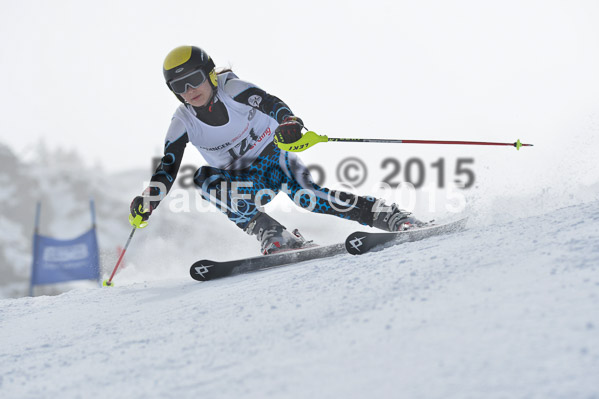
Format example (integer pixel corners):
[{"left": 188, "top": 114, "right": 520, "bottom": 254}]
[
  {"left": 190, "top": 217, "right": 468, "bottom": 281},
  {"left": 190, "top": 243, "right": 346, "bottom": 281},
  {"left": 345, "top": 217, "right": 468, "bottom": 255}
]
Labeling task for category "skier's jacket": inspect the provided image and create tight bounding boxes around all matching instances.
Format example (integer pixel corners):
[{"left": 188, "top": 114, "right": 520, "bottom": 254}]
[{"left": 148, "top": 72, "right": 295, "bottom": 201}]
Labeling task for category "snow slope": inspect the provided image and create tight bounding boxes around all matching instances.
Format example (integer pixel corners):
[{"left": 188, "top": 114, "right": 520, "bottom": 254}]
[{"left": 1, "top": 200, "right": 598, "bottom": 399}]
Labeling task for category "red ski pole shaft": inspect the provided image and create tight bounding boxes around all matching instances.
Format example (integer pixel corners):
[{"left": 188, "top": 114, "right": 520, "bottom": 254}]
[
  {"left": 328, "top": 138, "right": 533, "bottom": 149},
  {"left": 103, "top": 227, "right": 137, "bottom": 287}
]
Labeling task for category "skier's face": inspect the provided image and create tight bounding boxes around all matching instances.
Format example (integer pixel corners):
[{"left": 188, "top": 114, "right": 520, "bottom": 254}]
[{"left": 180, "top": 79, "right": 213, "bottom": 107}]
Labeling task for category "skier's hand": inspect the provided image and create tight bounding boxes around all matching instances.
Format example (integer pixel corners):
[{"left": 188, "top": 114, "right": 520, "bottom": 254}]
[
  {"left": 275, "top": 116, "right": 304, "bottom": 144},
  {"left": 129, "top": 196, "right": 154, "bottom": 228}
]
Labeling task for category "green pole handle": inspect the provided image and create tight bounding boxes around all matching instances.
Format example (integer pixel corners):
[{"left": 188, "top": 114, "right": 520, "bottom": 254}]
[{"left": 275, "top": 131, "right": 329, "bottom": 152}]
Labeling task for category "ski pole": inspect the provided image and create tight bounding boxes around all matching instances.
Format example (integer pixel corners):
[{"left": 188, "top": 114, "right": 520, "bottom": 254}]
[
  {"left": 103, "top": 227, "right": 137, "bottom": 287},
  {"left": 276, "top": 131, "right": 534, "bottom": 153}
]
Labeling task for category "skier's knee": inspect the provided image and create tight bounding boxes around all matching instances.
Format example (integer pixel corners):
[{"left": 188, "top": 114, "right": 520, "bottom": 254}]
[{"left": 193, "top": 166, "right": 220, "bottom": 188}]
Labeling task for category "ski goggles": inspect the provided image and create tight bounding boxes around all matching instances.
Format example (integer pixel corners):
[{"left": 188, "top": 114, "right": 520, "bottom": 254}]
[{"left": 168, "top": 69, "right": 208, "bottom": 94}]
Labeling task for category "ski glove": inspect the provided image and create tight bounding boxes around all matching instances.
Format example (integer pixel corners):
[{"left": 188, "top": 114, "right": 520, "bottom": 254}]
[
  {"left": 274, "top": 116, "right": 304, "bottom": 144},
  {"left": 129, "top": 196, "right": 154, "bottom": 228}
]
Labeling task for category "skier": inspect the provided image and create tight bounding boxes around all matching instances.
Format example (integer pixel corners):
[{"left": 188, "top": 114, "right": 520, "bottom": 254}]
[{"left": 130, "top": 45, "right": 420, "bottom": 254}]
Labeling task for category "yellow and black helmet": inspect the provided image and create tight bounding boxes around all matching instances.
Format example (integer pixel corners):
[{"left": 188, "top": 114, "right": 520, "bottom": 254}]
[{"left": 163, "top": 46, "right": 217, "bottom": 101}]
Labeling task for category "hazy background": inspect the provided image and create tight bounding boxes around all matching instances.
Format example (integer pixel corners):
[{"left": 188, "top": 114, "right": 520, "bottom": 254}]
[
  {"left": 2, "top": 0, "right": 598, "bottom": 172},
  {"left": 1, "top": 0, "right": 599, "bottom": 297}
]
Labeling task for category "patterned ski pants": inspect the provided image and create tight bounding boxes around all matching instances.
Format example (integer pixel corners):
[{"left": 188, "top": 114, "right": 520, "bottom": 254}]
[{"left": 193, "top": 142, "right": 375, "bottom": 230}]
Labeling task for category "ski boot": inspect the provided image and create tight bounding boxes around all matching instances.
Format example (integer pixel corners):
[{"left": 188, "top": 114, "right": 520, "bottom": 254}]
[
  {"left": 371, "top": 200, "right": 424, "bottom": 232},
  {"left": 245, "top": 213, "right": 313, "bottom": 255}
]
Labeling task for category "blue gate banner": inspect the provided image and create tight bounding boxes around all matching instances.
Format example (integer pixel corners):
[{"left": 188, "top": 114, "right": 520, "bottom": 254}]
[{"left": 31, "top": 228, "right": 100, "bottom": 285}]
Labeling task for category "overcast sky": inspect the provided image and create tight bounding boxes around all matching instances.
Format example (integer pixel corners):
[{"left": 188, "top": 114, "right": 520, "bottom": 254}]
[{"left": 1, "top": 0, "right": 598, "bottom": 183}]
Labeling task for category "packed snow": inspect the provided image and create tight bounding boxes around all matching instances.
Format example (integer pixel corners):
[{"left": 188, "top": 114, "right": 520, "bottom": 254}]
[{"left": 1, "top": 197, "right": 598, "bottom": 398}]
